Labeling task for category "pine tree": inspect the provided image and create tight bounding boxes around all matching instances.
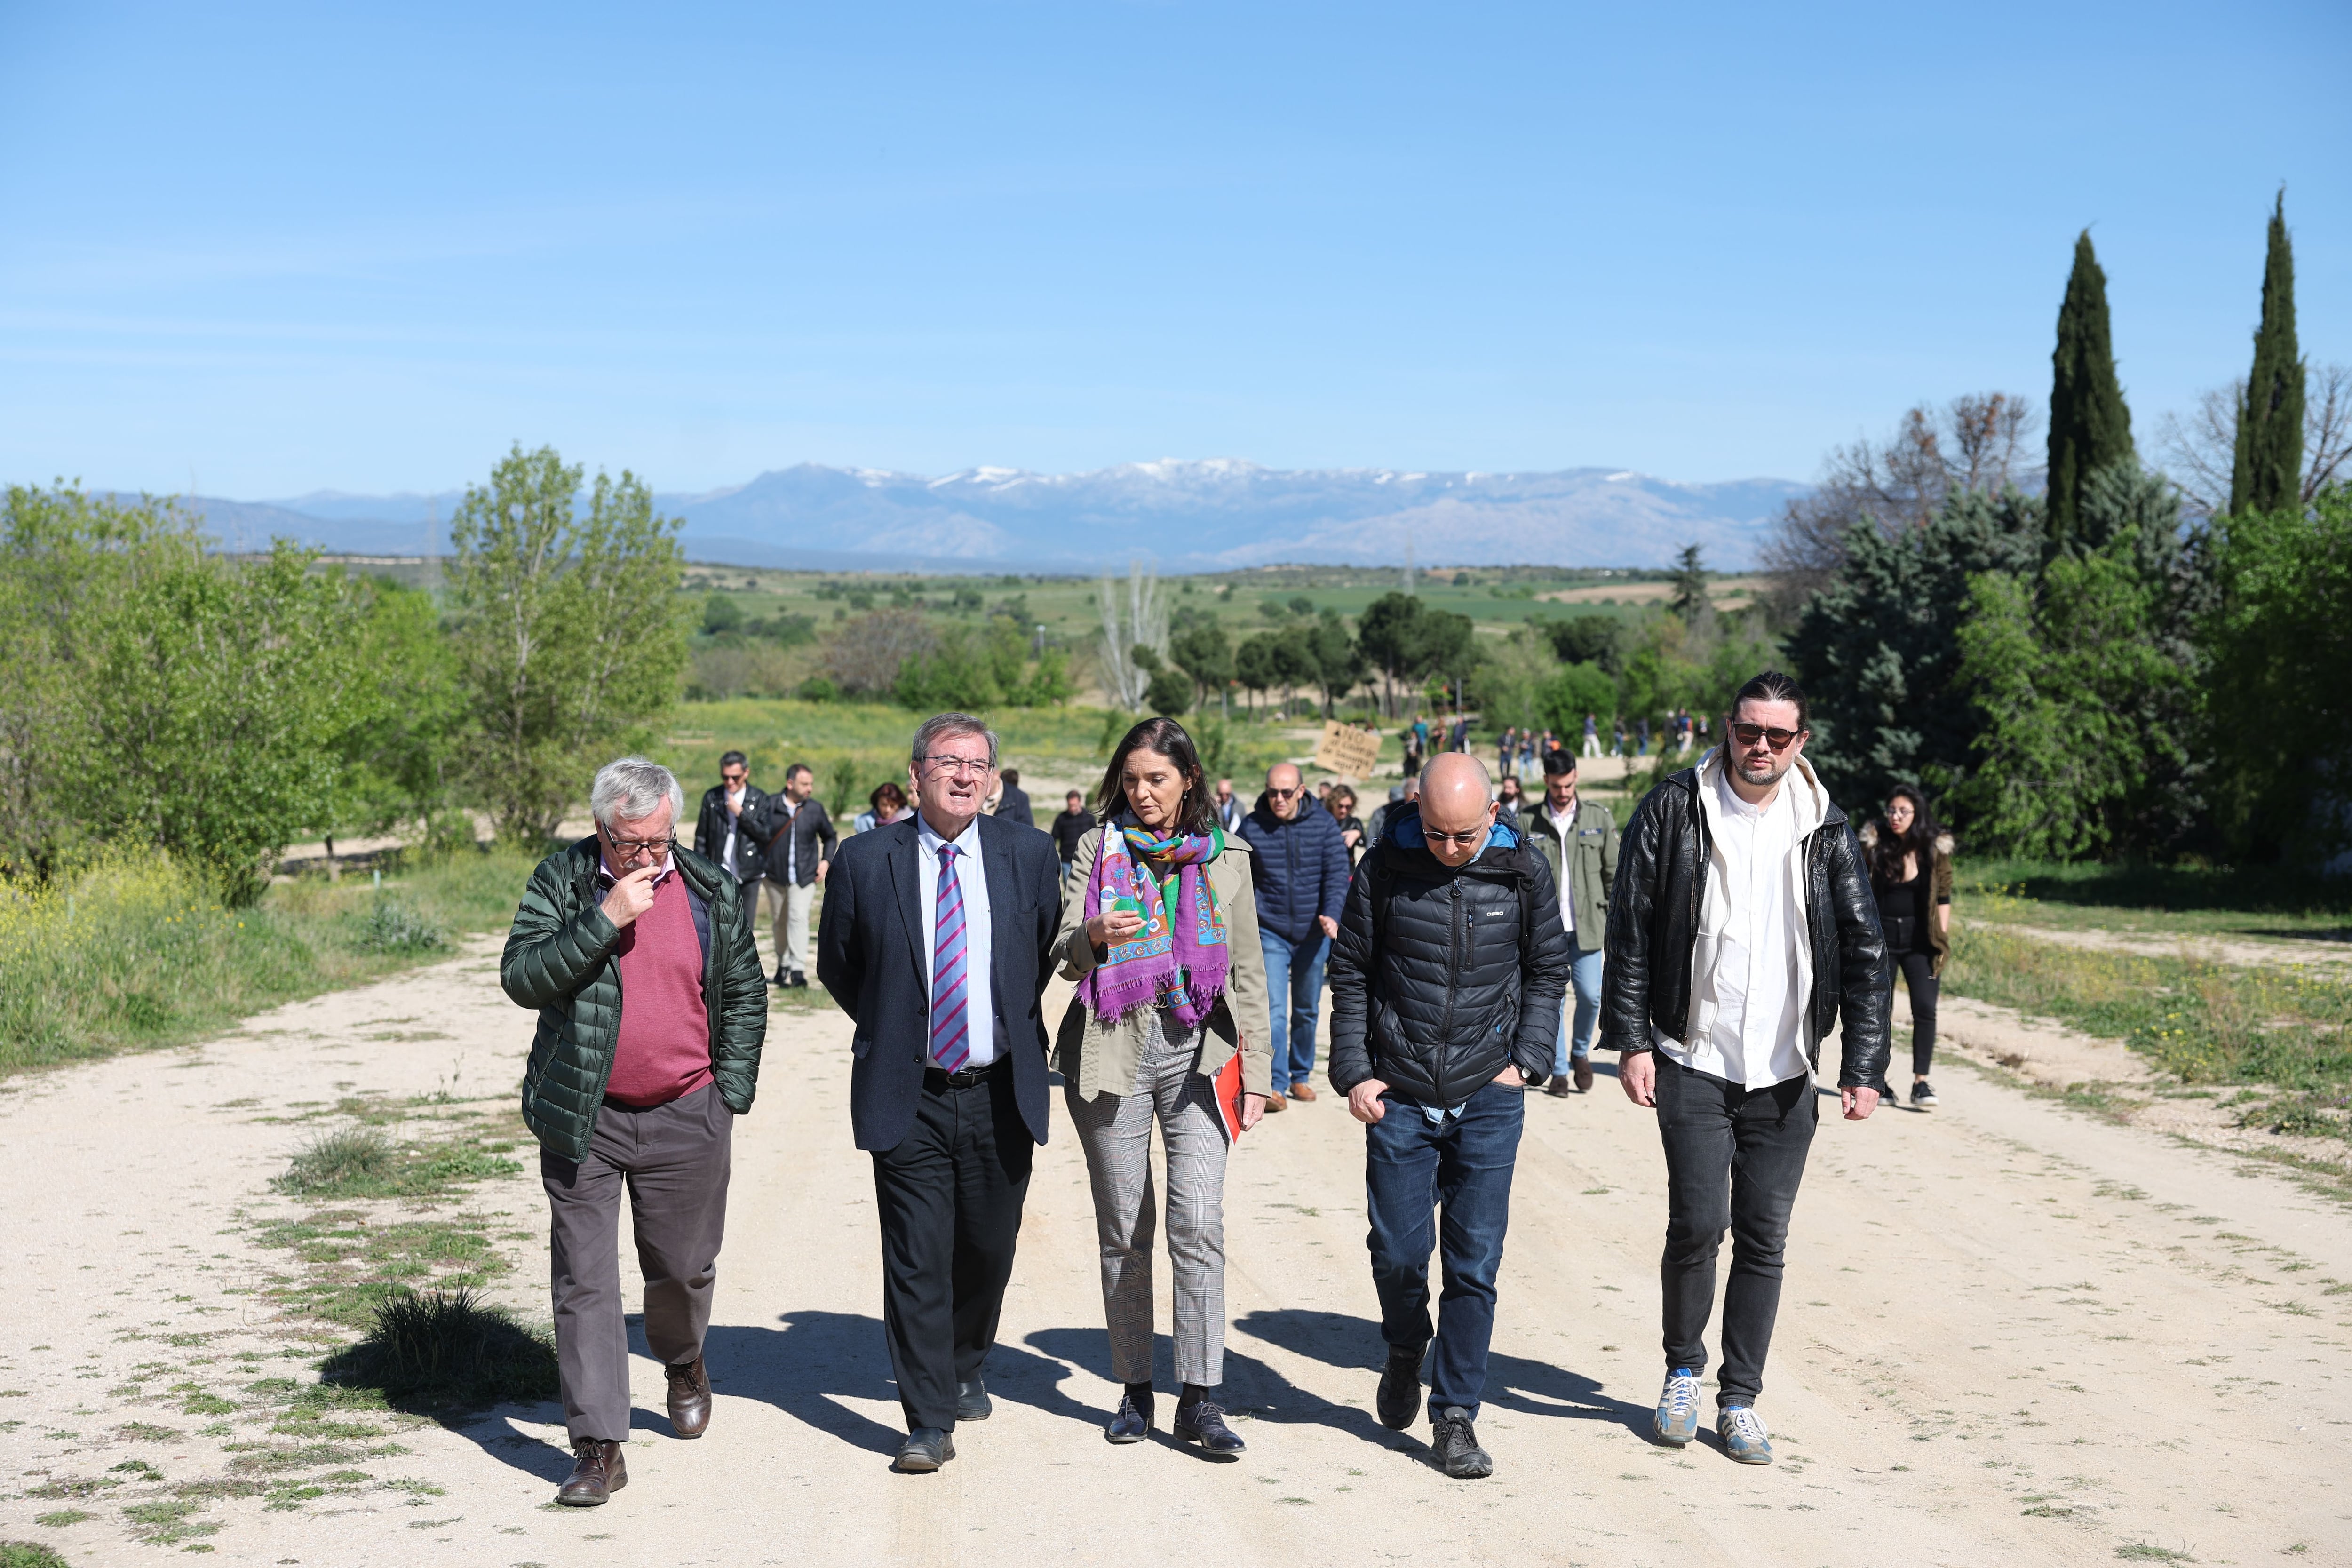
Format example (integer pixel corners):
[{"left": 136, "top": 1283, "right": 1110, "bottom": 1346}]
[
  {"left": 2047, "top": 230, "right": 2134, "bottom": 542},
  {"left": 2230, "top": 190, "right": 2304, "bottom": 517}
]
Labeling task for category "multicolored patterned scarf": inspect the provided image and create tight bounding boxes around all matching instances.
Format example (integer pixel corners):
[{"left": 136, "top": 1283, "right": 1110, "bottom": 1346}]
[{"left": 1077, "top": 818, "right": 1230, "bottom": 1027}]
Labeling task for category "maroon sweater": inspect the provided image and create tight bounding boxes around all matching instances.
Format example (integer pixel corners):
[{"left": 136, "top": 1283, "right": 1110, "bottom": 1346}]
[{"left": 604, "top": 871, "right": 714, "bottom": 1107}]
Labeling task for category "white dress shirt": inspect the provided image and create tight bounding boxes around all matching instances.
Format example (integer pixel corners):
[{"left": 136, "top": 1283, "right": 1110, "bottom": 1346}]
[
  {"left": 1543, "top": 799, "right": 1576, "bottom": 939},
  {"left": 916, "top": 811, "right": 996, "bottom": 1068},
  {"left": 779, "top": 796, "right": 801, "bottom": 881},
  {"left": 722, "top": 786, "right": 746, "bottom": 874},
  {"left": 1657, "top": 753, "right": 1813, "bottom": 1090}
]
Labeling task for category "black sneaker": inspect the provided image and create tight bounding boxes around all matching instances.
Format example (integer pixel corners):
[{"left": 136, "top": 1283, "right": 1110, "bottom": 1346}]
[
  {"left": 1375, "top": 1342, "right": 1426, "bottom": 1430},
  {"left": 1910, "top": 1080, "right": 1938, "bottom": 1109},
  {"left": 1430, "top": 1405, "right": 1493, "bottom": 1479}
]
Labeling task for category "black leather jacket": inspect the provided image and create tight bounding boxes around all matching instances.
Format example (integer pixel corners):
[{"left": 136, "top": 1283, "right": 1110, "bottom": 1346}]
[
  {"left": 1327, "top": 808, "right": 1573, "bottom": 1105},
  {"left": 1599, "top": 761, "right": 1891, "bottom": 1092}
]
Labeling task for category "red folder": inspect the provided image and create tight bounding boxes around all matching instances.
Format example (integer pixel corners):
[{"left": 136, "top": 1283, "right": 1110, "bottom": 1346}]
[{"left": 1214, "top": 1045, "right": 1246, "bottom": 1143}]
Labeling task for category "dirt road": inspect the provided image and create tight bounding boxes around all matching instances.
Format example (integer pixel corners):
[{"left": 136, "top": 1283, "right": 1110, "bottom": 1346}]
[{"left": 4, "top": 947, "right": 2350, "bottom": 1566}]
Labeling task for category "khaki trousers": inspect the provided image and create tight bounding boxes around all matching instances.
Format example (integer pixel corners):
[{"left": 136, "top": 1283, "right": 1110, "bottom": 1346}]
[{"left": 771, "top": 878, "right": 814, "bottom": 978}]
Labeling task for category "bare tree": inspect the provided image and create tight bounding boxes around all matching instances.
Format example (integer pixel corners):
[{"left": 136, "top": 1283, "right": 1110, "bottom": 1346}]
[
  {"left": 1762, "top": 392, "right": 2039, "bottom": 609},
  {"left": 1096, "top": 559, "right": 1167, "bottom": 710},
  {"left": 2158, "top": 364, "right": 2352, "bottom": 517},
  {"left": 821, "top": 608, "right": 937, "bottom": 697}
]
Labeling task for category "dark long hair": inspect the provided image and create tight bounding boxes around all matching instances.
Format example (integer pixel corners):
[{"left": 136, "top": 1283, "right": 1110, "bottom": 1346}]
[
  {"left": 1869, "top": 784, "right": 1939, "bottom": 885},
  {"left": 1095, "top": 717, "right": 1216, "bottom": 836}
]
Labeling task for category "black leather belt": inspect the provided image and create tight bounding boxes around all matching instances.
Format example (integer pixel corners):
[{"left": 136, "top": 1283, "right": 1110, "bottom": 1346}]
[{"left": 925, "top": 1057, "right": 1006, "bottom": 1091}]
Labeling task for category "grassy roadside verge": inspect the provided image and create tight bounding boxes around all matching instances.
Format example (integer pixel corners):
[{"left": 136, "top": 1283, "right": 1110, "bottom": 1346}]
[
  {"left": 1952, "top": 857, "right": 2352, "bottom": 940},
  {"left": 0, "top": 845, "right": 540, "bottom": 1080},
  {"left": 1942, "top": 920, "right": 2352, "bottom": 1142}
]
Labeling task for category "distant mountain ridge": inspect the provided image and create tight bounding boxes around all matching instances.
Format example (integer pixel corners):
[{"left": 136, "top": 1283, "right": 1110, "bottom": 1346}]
[{"left": 157, "top": 459, "right": 1808, "bottom": 570}]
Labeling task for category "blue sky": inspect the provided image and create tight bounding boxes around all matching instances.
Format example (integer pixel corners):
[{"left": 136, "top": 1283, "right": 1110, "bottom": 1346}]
[{"left": 2, "top": 0, "right": 2346, "bottom": 497}]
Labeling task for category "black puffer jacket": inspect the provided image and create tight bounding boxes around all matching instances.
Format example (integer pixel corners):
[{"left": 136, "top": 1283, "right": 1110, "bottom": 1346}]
[
  {"left": 1327, "top": 807, "right": 1573, "bottom": 1105},
  {"left": 1599, "top": 756, "right": 1891, "bottom": 1091}
]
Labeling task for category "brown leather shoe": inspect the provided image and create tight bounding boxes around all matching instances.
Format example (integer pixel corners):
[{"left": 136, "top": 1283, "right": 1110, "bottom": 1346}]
[
  {"left": 556, "top": 1438, "right": 627, "bottom": 1506},
  {"left": 1544, "top": 1074, "right": 1573, "bottom": 1098},
  {"left": 666, "top": 1355, "right": 713, "bottom": 1439},
  {"left": 1263, "top": 1091, "right": 1287, "bottom": 1113},
  {"left": 1573, "top": 1059, "right": 1595, "bottom": 1093},
  {"left": 1288, "top": 1082, "right": 1318, "bottom": 1103}
]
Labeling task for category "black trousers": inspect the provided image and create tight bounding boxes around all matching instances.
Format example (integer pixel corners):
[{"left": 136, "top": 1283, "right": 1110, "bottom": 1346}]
[
  {"left": 1893, "top": 948, "right": 1938, "bottom": 1076},
  {"left": 1655, "top": 1055, "right": 1817, "bottom": 1408},
  {"left": 870, "top": 1063, "right": 1034, "bottom": 1432}
]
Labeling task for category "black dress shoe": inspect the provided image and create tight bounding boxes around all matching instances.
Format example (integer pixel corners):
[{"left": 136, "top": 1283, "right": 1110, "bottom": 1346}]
[
  {"left": 1105, "top": 1391, "right": 1152, "bottom": 1444},
  {"left": 893, "top": 1427, "right": 955, "bottom": 1473},
  {"left": 556, "top": 1438, "right": 627, "bottom": 1505},
  {"left": 956, "top": 1379, "right": 992, "bottom": 1421},
  {"left": 1376, "top": 1342, "right": 1426, "bottom": 1430},
  {"left": 1173, "top": 1400, "right": 1246, "bottom": 1457}
]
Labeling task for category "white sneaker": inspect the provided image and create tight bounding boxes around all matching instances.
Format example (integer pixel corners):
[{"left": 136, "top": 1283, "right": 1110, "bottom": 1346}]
[{"left": 1716, "top": 1405, "right": 1773, "bottom": 1464}]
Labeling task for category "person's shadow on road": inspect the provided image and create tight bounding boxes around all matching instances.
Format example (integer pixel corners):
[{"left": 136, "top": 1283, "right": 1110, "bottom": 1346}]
[{"left": 1234, "top": 1307, "right": 1653, "bottom": 1441}]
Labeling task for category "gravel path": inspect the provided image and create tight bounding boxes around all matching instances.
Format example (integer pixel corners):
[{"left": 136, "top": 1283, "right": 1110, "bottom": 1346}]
[{"left": 4, "top": 943, "right": 2350, "bottom": 1565}]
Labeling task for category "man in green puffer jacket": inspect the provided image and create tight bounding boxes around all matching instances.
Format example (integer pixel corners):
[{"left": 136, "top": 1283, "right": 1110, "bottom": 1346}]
[{"left": 501, "top": 757, "right": 768, "bottom": 1507}]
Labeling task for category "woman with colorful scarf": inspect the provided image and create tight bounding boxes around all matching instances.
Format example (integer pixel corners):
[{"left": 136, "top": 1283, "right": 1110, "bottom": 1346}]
[{"left": 1054, "top": 717, "right": 1272, "bottom": 1455}]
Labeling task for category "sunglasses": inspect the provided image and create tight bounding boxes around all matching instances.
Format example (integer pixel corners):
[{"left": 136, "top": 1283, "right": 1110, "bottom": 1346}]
[{"left": 1728, "top": 722, "right": 1804, "bottom": 752}]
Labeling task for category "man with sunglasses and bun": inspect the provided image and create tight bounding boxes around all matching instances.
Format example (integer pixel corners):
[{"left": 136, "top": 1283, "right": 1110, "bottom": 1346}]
[{"left": 1601, "top": 672, "right": 1889, "bottom": 1465}]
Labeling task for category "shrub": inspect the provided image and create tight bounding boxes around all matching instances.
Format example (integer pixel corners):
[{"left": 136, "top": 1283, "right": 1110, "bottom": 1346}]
[
  {"left": 319, "top": 1288, "right": 558, "bottom": 1410},
  {"left": 274, "top": 1130, "right": 398, "bottom": 1197},
  {"left": 351, "top": 897, "right": 445, "bottom": 954}
]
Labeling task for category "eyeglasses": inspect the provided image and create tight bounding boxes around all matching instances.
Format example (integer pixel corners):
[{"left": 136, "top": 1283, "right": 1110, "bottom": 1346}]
[
  {"left": 604, "top": 833, "right": 675, "bottom": 857},
  {"left": 1728, "top": 722, "right": 1803, "bottom": 752},
  {"left": 921, "top": 755, "right": 992, "bottom": 778}
]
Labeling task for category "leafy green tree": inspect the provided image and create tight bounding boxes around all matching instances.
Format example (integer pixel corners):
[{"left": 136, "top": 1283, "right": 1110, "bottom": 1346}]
[
  {"left": 322, "top": 578, "right": 466, "bottom": 845},
  {"left": 1233, "top": 632, "right": 1279, "bottom": 715},
  {"left": 1169, "top": 618, "right": 1234, "bottom": 712},
  {"left": 1950, "top": 533, "right": 2190, "bottom": 860},
  {"left": 1541, "top": 661, "right": 1618, "bottom": 736},
  {"left": 2231, "top": 191, "right": 2305, "bottom": 518},
  {"left": 447, "top": 444, "right": 692, "bottom": 844},
  {"left": 1784, "top": 487, "right": 2045, "bottom": 807},
  {"left": 2047, "top": 230, "right": 2135, "bottom": 543},
  {"left": 1304, "top": 610, "right": 1367, "bottom": 717},
  {"left": 1667, "top": 544, "right": 1710, "bottom": 624},
  {"left": 701, "top": 592, "right": 744, "bottom": 635},
  {"left": 2201, "top": 486, "right": 2352, "bottom": 858},
  {"left": 1146, "top": 666, "right": 1192, "bottom": 716},
  {"left": 1542, "top": 613, "right": 1622, "bottom": 675},
  {"left": 0, "top": 486, "right": 374, "bottom": 899}
]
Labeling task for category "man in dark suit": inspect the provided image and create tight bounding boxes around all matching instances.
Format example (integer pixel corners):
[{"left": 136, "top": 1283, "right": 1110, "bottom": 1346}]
[
  {"left": 816, "top": 712, "right": 1062, "bottom": 1474},
  {"left": 744, "top": 762, "right": 836, "bottom": 988},
  {"left": 993, "top": 766, "right": 1033, "bottom": 828},
  {"left": 691, "top": 752, "right": 768, "bottom": 934}
]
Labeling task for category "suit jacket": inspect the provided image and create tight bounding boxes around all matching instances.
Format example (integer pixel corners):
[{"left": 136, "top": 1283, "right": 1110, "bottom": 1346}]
[
  {"left": 817, "top": 812, "right": 1063, "bottom": 1152},
  {"left": 744, "top": 793, "right": 837, "bottom": 887},
  {"left": 693, "top": 782, "right": 769, "bottom": 883}
]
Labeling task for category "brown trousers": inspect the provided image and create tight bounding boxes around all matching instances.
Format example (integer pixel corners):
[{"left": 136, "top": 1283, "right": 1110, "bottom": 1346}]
[{"left": 542, "top": 1084, "right": 734, "bottom": 1442}]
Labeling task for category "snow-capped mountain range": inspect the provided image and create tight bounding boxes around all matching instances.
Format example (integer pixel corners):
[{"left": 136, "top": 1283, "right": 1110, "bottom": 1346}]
[{"left": 166, "top": 459, "right": 1806, "bottom": 571}]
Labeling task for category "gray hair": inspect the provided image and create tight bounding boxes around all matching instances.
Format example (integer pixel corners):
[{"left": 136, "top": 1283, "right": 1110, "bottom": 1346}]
[
  {"left": 590, "top": 756, "right": 684, "bottom": 828},
  {"left": 909, "top": 712, "right": 999, "bottom": 769}
]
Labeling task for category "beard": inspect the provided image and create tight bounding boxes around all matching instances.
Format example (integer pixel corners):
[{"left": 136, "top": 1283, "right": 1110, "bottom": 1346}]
[{"left": 1731, "top": 751, "right": 1792, "bottom": 788}]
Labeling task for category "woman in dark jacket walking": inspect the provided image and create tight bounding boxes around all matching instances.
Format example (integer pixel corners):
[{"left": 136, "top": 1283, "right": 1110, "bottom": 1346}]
[{"left": 1858, "top": 786, "right": 1952, "bottom": 1108}]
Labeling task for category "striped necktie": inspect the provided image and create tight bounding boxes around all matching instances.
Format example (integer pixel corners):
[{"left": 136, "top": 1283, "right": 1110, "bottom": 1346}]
[{"left": 929, "top": 843, "right": 971, "bottom": 1072}]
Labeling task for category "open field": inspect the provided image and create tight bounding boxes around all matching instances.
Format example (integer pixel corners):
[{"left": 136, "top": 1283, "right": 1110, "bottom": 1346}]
[
  {"left": 1538, "top": 574, "right": 1771, "bottom": 609},
  {"left": 5, "top": 909, "right": 2352, "bottom": 1565}
]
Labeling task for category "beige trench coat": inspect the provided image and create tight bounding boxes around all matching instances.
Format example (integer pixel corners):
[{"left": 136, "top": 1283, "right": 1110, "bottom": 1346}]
[{"left": 1053, "top": 825, "right": 1274, "bottom": 1101}]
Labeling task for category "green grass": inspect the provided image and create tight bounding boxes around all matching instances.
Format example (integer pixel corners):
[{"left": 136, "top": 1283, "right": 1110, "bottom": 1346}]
[
  {"left": 1954, "top": 857, "right": 2352, "bottom": 940},
  {"left": 0, "top": 844, "right": 540, "bottom": 1079},
  {"left": 1943, "top": 923, "right": 2352, "bottom": 1138},
  {"left": 271, "top": 1126, "right": 521, "bottom": 1201},
  {"left": 0, "top": 1544, "right": 72, "bottom": 1568}
]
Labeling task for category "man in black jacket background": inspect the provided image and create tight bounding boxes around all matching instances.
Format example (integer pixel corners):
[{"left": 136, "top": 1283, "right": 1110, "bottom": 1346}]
[
  {"left": 1327, "top": 753, "right": 1571, "bottom": 1480},
  {"left": 1601, "top": 671, "right": 1889, "bottom": 1467},
  {"left": 691, "top": 752, "right": 768, "bottom": 934},
  {"left": 744, "top": 763, "right": 835, "bottom": 988}
]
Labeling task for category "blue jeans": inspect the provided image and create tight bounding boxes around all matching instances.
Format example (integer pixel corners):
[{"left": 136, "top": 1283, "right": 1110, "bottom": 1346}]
[
  {"left": 1260, "top": 929, "right": 1330, "bottom": 1093},
  {"left": 1364, "top": 1081, "right": 1525, "bottom": 1418},
  {"left": 1552, "top": 939, "right": 1605, "bottom": 1077}
]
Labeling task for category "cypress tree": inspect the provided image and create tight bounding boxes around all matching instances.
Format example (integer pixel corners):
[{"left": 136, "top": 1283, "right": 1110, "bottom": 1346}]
[
  {"left": 2230, "top": 190, "right": 2304, "bottom": 517},
  {"left": 2047, "top": 230, "right": 2134, "bottom": 542}
]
